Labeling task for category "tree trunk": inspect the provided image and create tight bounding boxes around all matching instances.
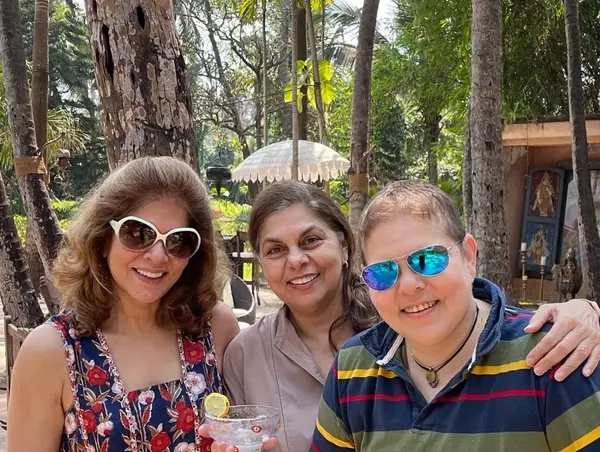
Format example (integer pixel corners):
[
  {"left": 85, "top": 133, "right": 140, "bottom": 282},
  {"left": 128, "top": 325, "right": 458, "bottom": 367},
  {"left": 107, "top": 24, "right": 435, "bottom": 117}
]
[
  {"left": 0, "top": 0, "right": 63, "bottom": 315},
  {"left": 262, "top": 3, "right": 269, "bottom": 147},
  {"left": 296, "top": 6, "right": 308, "bottom": 140},
  {"left": 304, "top": 1, "right": 328, "bottom": 145},
  {"left": 32, "top": 0, "right": 49, "bottom": 167},
  {"left": 0, "top": 172, "right": 45, "bottom": 328},
  {"left": 469, "top": 0, "right": 512, "bottom": 299},
  {"left": 84, "top": 0, "right": 197, "bottom": 169},
  {"left": 291, "top": 1, "right": 299, "bottom": 180},
  {"left": 348, "top": 0, "right": 380, "bottom": 230},
  {"left": 279, "top": 0, "right": 292, "bottom": 138},
  {"left": 463, "top": 102, "right": 473, "bottom": 234},
  {"left": 425, "top": 112, "right": 440, "bottom": 186},
  {"left": 28, "top": 0, "right": 51, "bottom": 300},
  {"left": 565, "top": 0, "right": 600, "bottom": 301}
]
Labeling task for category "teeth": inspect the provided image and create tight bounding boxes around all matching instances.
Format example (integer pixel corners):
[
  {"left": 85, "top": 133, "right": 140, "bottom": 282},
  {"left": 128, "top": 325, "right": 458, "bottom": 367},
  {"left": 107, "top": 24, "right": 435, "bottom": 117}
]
[
  {"left": 289, "top": 274, "right": 318, "bottom": 285},
  {"left": 404, "top": 301, "right": 437, "bottom": 313},
  {"left": 135, "top": 269, "right": 165, "bottom": 279}
]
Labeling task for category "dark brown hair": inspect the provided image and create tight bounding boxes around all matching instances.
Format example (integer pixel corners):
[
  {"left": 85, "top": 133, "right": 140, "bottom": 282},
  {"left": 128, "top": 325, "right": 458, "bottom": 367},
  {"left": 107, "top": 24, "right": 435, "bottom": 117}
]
[
  {"left": 52, "top": 156, "right": 231, "bottom": 335},
  {"left": 248, "top": 181, "right": 379, "bottom": 351},
  {"left": 358, "top": 179, "right": 466, "bottom": 260}
]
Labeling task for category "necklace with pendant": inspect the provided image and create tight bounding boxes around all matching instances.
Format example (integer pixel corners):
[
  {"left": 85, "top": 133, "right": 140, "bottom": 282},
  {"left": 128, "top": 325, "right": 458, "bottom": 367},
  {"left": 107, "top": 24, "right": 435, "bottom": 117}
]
[{"left": 411, "top": 303, "right": 480, "bottom": 388}]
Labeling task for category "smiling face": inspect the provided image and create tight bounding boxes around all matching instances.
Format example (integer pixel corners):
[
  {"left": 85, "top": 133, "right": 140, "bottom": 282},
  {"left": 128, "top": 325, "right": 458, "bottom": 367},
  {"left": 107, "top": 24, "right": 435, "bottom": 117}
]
[
  {"left": 257, "top": 204, "right": 348, "bottom": 314},
  {"left": 363, "top": 215, "right": 478, "bottom": 348},
  {"left": 106, "top": 198, "right": 192, "bottom": 308}
]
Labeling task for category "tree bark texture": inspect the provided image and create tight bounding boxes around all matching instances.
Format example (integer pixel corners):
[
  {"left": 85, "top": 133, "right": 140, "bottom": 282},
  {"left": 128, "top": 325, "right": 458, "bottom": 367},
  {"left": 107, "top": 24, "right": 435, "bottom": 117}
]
[
  {"left": 0, "top": 173, "right": 45, "bottom": 328},
  {"left": 29, "top": 0, "right": 51, "bottom": 301},
  {"left": 565, "top": 0, "right": 600, "bottom": 301},
  {"left": 32, "top": 0, "right": 49, "bottom": 161},
  {"left": 0, "top": 0, "right": 63, "bottom": 315},
  {"left": 463, "top": 102, "right": 474, "bottom": 234},
  {"left": 348, "top": 0, "right": 380, "bottom": 230},
  {"left": 469, "top": 0, "right": 512, "bottom": 299},
  {"left": 84, "top": 0, "right": 197, "bottom": 169}
]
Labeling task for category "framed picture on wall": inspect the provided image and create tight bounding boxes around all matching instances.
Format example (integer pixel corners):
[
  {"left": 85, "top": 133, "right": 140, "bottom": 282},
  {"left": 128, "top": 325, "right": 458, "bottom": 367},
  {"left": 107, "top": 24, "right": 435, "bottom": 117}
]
[{"left": 519, "top": 167, "right": 565, "bottom": 272}]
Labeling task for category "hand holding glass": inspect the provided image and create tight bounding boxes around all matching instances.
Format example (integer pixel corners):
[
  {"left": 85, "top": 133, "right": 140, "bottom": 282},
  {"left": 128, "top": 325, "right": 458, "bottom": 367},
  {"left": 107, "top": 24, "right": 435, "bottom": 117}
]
[{"left": 204, "top": 405, "right": 281, "bottom": 452}]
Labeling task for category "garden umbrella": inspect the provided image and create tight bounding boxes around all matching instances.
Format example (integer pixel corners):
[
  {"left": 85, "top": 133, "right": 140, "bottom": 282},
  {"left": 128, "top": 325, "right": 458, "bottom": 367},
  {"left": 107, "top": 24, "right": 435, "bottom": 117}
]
[{"left": 231, "top": 140, "right": 350, "bottom": 183}]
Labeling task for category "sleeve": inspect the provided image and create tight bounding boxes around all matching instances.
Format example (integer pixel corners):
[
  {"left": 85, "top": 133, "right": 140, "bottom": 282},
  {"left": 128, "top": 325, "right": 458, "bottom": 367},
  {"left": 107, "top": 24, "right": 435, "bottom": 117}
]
[
  {"left": 311, "top": 354, "right": 355, "bottom": 451},
  {"left": 221, "top": 339, "right": 246, "bottom": 405},
  {"left": 544, "top": 364, "right": 600, "bottom": 451}
]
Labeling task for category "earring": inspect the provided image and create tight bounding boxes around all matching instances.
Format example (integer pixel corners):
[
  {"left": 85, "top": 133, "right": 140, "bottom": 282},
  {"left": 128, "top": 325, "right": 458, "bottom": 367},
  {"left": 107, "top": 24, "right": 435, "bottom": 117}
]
[{"left": 343, "top": 260, "right": 348, "bottom": 268}]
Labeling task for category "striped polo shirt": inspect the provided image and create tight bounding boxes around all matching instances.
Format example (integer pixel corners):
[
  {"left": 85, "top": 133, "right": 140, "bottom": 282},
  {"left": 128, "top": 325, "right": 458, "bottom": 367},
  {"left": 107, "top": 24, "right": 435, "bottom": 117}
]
[{"left": 312, "top": 278, "right": 600, "bottom": 451}]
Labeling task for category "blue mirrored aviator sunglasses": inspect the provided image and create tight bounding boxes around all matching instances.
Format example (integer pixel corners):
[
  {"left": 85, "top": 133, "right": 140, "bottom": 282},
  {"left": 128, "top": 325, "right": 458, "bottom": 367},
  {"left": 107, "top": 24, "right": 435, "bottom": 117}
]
[{"left": 361, "top": 241, "right": 462, "bottom": 291}]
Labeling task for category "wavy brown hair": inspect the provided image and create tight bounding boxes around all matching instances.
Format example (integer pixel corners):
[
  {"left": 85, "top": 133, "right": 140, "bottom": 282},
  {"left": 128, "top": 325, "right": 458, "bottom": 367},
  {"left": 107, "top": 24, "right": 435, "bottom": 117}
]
[
  {"left": 248, "top": 181, "right": 379, "bottom": 351},
  {"left": 52, "top": 156, "right": 231, "bottom": 335}
]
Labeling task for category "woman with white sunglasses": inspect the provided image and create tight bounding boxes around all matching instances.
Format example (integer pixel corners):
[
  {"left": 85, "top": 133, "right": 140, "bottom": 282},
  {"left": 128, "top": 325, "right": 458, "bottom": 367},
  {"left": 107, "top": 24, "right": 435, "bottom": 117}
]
[
  {"left": 203, "top": 180, "right": 600, "bottom": 452},
  {"left": 8, "top": 157, "right": 240, "bottom": 451}
]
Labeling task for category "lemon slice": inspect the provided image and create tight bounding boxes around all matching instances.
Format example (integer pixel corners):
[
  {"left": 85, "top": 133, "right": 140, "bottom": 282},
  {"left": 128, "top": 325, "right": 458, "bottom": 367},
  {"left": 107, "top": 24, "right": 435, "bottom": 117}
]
[{"left": 204, "top": 393, "right": 230, "bottom": 417}]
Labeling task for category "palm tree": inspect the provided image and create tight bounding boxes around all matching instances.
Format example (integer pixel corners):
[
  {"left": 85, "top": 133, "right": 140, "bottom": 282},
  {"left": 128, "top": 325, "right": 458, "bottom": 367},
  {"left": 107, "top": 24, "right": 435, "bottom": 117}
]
[
  {"left": 348, "top": 0, "right": 380, "bottom": 230},
  {"left": 83, "top": 0, "right": 197, "bottom": 169},
  {"left": 564, "top": 0, "right": 600, "bottom": 300},
  {"left": 0, "top": 0, "right": 64, "bottom": 317},
  {"left": 468, "top": 0, "right": 512, "bottom": 297}
]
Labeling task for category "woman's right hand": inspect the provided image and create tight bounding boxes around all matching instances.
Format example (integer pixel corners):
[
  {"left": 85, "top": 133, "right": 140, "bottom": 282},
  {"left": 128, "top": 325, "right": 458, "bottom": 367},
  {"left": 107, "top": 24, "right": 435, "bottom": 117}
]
[{"left": 198, "top": 424, "right": 279, "bottom": 451}]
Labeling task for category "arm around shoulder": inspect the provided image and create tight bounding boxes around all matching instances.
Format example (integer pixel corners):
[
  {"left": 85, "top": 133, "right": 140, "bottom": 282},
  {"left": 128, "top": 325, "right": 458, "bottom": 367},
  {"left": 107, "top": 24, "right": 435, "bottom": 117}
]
[
  {"left": 8, "top": 323, "right": 69, "bottom": 451},
  {"left": 211, "top": 302, "right": 241, "bottom": 374}
]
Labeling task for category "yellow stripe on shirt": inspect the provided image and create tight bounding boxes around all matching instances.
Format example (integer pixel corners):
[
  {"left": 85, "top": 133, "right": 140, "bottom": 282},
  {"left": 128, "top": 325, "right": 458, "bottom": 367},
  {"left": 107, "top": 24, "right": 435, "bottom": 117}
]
[
  {"left": 471, "top": 360, "right": 529, "bottom": 375},
  {"left": 559, "top": 425, "right": 600, "bottom": 452},
  {"left": 336, "top": 367, "right": 397, "bottom": 380},
  {"left": 315, "top": 419, "right": 355, "bottom": 449}
]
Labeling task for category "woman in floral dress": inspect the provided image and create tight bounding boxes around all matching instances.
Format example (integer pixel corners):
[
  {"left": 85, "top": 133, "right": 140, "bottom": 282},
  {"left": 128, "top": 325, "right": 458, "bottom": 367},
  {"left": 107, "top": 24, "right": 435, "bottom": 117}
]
[{"left": 7, "top": 157, "right": 240, "bottom": 451}]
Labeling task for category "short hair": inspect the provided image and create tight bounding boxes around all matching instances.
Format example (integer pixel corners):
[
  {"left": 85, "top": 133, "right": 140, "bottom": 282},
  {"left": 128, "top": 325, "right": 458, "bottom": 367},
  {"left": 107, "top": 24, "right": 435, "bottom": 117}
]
[
  {"left": 52, "top": 156, "right": 231, "bottom": 334},
  {"left": 248, "top": 181, "right": 379, "bottom": 350},
  {"left": 358, "top": 180, "right": 465, "bottom": 261}
]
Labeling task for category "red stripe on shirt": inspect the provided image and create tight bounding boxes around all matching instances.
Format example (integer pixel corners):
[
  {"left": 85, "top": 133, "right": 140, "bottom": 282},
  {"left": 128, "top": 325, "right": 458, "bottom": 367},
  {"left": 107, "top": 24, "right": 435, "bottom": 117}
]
[{"left": 438, "top": 389, "right": 545, "bottom": 402}]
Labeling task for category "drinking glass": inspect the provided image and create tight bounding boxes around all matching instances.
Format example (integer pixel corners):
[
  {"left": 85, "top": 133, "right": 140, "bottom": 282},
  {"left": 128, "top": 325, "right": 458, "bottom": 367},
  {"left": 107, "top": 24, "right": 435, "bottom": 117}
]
[{"left": 204, "top": 405, "right": 281, "bottom": 452}]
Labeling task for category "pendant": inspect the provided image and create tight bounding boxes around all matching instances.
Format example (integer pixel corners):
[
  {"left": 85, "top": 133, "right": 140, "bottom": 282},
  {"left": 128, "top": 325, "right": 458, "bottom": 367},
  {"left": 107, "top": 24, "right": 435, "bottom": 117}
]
[{"left": 426, "top": 369, "right": 439, "bottom": 388}]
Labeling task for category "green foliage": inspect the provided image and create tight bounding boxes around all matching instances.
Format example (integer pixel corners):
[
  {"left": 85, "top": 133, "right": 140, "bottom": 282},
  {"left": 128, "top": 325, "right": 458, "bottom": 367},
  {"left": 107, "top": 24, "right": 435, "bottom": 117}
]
[
  {"left": 12, "top": 199, "right": 78, "bottom": 244},
  {"left": 211, "top": 199, "right": 252, "bottom": 235},
  {"left": 284, "top": 59, "right": 335, "bottom": 111}
]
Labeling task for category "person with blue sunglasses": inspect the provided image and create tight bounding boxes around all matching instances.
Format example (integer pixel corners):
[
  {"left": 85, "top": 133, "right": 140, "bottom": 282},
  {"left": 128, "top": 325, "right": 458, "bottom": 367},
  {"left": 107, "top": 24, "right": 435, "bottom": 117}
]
[
  {"left": 202, "top": 180, "right": 600, "bottom": 452},
  {"left": 312, "top": 180, "right": 600, "bottom": 452}
]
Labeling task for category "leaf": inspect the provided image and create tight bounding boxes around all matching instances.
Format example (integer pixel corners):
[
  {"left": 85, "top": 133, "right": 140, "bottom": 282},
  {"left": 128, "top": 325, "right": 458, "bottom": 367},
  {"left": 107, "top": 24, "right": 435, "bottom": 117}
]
[
  {"left": 284, "top": 81, "right": 293, "bottom": 103},
  {"left": 321, "top": 80, "right": 335, "bottom": 105},
  {"left": 142, "top": 405, "right": 152, "bottom": 424},
  {"left": 318, "top": 59, "right": 334, "bottom": 81},
  {"left": 83, "top": 388, "right": 97, "bottom": 404},
  {"left": 307, "top": 86, "right": 316, "bottom": 108},
  {"left": 239, "top": 0, "right": 258, "bottom": 23}
]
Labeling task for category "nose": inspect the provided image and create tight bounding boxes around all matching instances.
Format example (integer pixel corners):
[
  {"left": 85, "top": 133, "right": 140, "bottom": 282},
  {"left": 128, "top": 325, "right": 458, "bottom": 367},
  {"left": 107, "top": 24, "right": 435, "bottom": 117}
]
[
  {"left": 143, "top": 239, "right": 169, "bottom": 262},
  {"left": 395, "top": 263, "right": 425, "bottom": 296},
  {"left": 287, "top": 246, "right": 309, "bottom": 269}
]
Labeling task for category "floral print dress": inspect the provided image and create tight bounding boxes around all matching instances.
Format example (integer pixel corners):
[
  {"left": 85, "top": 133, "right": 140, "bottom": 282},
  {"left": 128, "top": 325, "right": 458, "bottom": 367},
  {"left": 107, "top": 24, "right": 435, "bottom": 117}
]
[{"left": 49, "top": 312, "right": 222, "bottom": 452}]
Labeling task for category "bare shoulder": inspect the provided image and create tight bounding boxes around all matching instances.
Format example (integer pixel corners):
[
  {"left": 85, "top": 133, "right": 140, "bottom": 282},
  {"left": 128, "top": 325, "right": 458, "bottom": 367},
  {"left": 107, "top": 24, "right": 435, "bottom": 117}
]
[
  {"left": 14, "top": 323, "right": 67, "bottom": 382},
  {"left": 17, "top": 323, "right": 66, "bottom": 362},
  {"left": 211, "top": 301, "right": 240, "bottom": 335},
  {"left": 211, "top": 302, "right": 241, "bottom": 371}
]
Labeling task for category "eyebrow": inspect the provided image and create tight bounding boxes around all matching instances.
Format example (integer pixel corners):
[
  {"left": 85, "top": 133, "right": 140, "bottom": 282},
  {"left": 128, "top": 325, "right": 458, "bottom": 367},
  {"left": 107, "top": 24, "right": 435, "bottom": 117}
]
[{"left": 261, "top": 224, "right": 326, "bottom": 245}]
